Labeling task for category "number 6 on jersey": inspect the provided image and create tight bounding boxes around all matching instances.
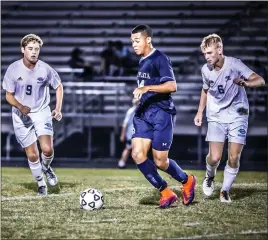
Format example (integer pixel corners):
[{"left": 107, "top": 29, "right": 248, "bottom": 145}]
[{"left": 218, "top": 85, "right": 224, "bottom": 94}]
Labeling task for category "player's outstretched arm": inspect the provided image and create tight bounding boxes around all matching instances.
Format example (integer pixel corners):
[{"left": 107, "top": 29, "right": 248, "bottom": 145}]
[
  {"left": 5, "top": 91, "right": 31, "bottom": 115},
  {"left": 194, "top": 88, "right": 208, "bottom": 126},
  {"left": 52, "top": 83, "right": 63, "bottom": 121},
  {"left": 233, "top": 73, "right": 265, "bottom": 88}
]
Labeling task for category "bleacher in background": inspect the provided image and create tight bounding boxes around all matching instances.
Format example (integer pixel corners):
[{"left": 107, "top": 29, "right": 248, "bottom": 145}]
[
  {"left": 1, "top": 1, "right": 267, "bottom": 167},
  {"left": 1, "top": 1, "right": 254, "bottom": 72}
]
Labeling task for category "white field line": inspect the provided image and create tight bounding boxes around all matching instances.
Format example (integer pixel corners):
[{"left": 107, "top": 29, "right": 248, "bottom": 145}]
[
  {"left": 1, "top": 183, "right": 267, "bottom": 202},
  {"left": 1, "top": 216, "right": 34, "bottom": 220},
  {"left": 168, "top": 229, "right": 268, "bottom": 239},
  {"left": 81, "top": 218, "right": 119, "bottom": 223}
]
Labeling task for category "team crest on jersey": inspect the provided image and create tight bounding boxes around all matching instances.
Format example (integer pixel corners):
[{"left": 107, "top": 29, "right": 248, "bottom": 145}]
[
  {"left": 137, "top": 72, "right": 151, "bottom": 79},
  {"left": 37, "top": 77, "right": 44, "bottom": 83},
  {"left": 225, "top": 76, "right": 231, "bottom": 81},
  {"left": 17, "top": 77, "right": 23, "bottom": 81},
  {"left": 209, "top": 80, "right": 214, "bottom": 86}
]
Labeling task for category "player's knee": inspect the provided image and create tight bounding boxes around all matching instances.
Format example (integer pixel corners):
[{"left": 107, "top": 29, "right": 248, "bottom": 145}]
[
  {"left": 209, "top": 154, "right": 221, "bottom": 166},
  {"left": 131, "top": 151, "right": 146, "bottom": 163},
  {"left": 27, "top": 152, "right": 39, "bottom": 162},
  {"left": 42, "top": 145, "right": 54, "bottom": 157},
  {"left": 228, "top": 153, "right": 240, "bottom": 168},
  {"left": 154, "top": 157, "right": 168, "bottom": 170}
]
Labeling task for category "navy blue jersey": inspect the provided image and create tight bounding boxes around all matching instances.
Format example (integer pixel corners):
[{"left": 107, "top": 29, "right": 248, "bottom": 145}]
[{"left": 136, "top": 49, "right": 176, "bottom": 115}]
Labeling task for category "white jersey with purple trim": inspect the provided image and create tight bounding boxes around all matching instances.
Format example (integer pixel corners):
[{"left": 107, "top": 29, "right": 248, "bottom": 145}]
[
  {"left": 2, "top": 59, "right": 61, "bottom": 113},
  {"left": 201, "top": 56, "right": 254, "bottom": 123}
]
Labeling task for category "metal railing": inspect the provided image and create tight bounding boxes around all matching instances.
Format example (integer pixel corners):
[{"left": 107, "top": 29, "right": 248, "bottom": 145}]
[{"left": 1, "top": 80, "right": 267, "bottom": 163}]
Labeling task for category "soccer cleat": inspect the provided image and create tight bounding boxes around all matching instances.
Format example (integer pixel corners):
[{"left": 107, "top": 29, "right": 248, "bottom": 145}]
[
  {"left": 38, "top": 185, "right": 48, "bottom": 196},
  {"left": 182, "top": 174, "right": 196, "bottom": 206},
  {"left": 220, "top": 191, "right": 232, "bottom": 203},
  {"left": 159, "top": 188, "right": 178, "bottom": 209},
  {"left": 42, "top": 163, "right": 58, "bottom": 187},
  {"left": 202, "top": 176, "right": 215, "bottom": 197}
]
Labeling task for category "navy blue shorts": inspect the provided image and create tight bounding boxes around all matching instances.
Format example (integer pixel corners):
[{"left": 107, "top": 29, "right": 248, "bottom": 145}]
[{"left": 132, "top": 106, "right": 176, "bottom": 151}]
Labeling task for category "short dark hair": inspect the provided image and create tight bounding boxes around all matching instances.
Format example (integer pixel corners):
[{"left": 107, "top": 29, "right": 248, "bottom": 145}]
[{"left": 131, "top": 25, "right": 153, "bottom": 37}]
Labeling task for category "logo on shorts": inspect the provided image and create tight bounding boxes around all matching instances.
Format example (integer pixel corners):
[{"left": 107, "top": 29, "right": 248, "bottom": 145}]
[
  {"left": 238, "top": 128, "right": 246, "bottom": 137},
  {"left": 132, "top": 127, "right": 135, "bottom": 134},
  {"left": 162, "top": 143, "right": 167, "bottom": 146},
  {"left": 44, "top": 122, "right": 53, "bottom": 131}
]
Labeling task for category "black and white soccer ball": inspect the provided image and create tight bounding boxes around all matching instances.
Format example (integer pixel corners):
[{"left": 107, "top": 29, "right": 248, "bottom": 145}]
[{"left": 80, "top": 188, "right": 104, "bottom": 211}]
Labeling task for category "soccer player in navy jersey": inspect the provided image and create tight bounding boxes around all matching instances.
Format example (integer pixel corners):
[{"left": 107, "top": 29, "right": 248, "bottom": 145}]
[{"left": 130, "top": 25, "right": 196, "bottom": 208}]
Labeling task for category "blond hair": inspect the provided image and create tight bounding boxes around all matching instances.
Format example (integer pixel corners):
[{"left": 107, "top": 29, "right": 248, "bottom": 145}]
[
  {"left": 20, "top": 34, "right": 43, "bottom": 48},
  {"left": 200, "top": 33, "right": 223, "bottom": 52}
]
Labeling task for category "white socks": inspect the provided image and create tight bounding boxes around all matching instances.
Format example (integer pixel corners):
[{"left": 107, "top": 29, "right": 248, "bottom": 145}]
[
  {"left": 221, "top": 164, "right": 239, "bottom": 192},
  {"left": 28, "top": 159, "right": 46, "bottom": 187},
  {"left": 205, "top": 156, "right": 220, "bottom": 178},
  {"left": 41, "top": 152, "right": 54, "bottom": 168}
]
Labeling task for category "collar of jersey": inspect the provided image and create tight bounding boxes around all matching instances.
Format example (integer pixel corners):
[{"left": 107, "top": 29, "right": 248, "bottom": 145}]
[
  {"left": 139, "top": 48, "right": 156, "bottom": 63},
  {"left": 20, "top": 58, "right": 38, "bottom": 72},
  {"left": 213, "top": 56, "right": 228, "bottom": 74}
]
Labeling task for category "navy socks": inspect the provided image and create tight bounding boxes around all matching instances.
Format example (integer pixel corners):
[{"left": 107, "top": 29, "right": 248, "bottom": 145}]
[{"left": 137, "top": 158, "right": 167, "bottom": 191}]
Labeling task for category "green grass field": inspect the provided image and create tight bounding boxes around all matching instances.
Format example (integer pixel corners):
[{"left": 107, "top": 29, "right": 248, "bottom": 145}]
[{"left": 1, "top": 167, "right": 267, "bottom": 239}]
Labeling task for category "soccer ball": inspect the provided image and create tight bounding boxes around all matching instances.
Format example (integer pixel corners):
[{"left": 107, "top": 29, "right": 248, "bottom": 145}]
[{"left": 80, "top": 188, "right": 104, "bottom": 211}]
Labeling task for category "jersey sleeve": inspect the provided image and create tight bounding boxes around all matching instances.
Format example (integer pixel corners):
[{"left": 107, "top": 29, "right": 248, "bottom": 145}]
[
  {"left": 201, "top": 67, "right": 209, "bottom": 90},
  {"left": 156, "top": 55, "right": 175, "bottom": 83},
  {"left": 233, "top": 59, "right": 254, "bottom": 79},
  {"left": 47, "top": 65, "right": 61, "bottom": 89},
  {"left": 2, "top": 65, "right": 16, "bottom": 93}
]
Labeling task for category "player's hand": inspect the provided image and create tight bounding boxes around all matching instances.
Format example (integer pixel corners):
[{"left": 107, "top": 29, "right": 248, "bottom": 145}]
[
  {"left": 18, "top": 105, "right": 31, "bottom": 115},
  {"left": 133, "top": 86, "right": 149, "bottom": 100},
  {"left": 52, "top": 109, "right": 62, "bottom": 121},
  {"left": 233, "top": 78, "right": 248, "bottom": 87},
  {"left": 120, "top": 135, "right": 125, "bottom": 142},
  {"left": 194, "top": 112, "right": 203, "bottom": 126}
]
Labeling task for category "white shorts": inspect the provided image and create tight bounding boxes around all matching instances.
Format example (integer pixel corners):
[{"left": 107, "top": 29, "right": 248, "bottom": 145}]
[
  {"left": 206, "top": 121, "right": 248, "bottom": 145},
  {"left": 12, "top": 106, "right": 54, "bottom": 148}
]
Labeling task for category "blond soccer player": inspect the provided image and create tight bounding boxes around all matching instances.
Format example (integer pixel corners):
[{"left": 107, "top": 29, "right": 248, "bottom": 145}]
[
  {"left": 2, "top": 34, "right": 64, "bottom": 196},
  {"left": 194, "top": 34, "right": 265, "bottom": 203}
]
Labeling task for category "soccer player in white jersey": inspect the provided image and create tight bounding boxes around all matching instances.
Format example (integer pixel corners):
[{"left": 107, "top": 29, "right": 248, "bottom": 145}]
[
  {"left": 194, "top": 34, "right": 265, "bottom": 203},
  {"left": 118, "top": 98, "right": 139, "bottom": 169},
  {"left": 2, "top": 34, "right": 64, "bottom": 196}
]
